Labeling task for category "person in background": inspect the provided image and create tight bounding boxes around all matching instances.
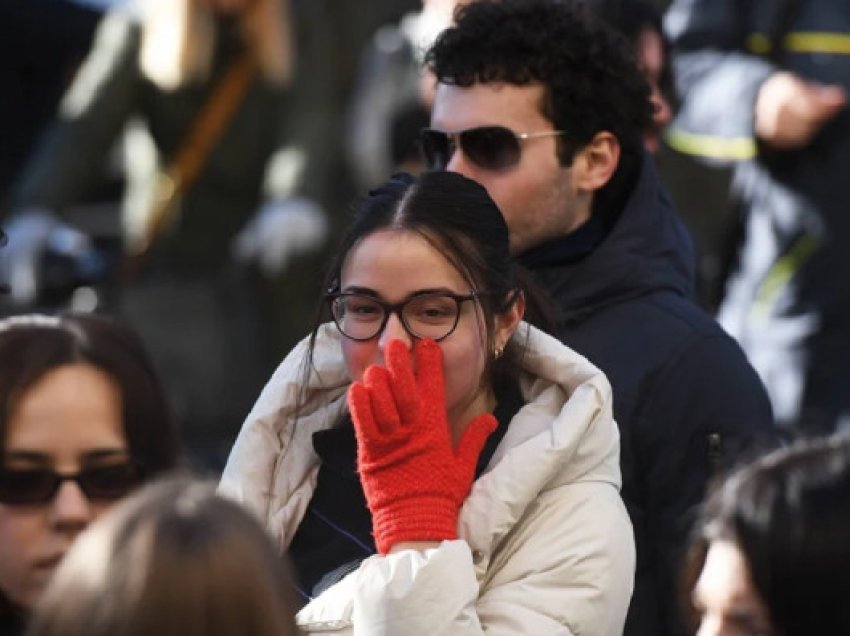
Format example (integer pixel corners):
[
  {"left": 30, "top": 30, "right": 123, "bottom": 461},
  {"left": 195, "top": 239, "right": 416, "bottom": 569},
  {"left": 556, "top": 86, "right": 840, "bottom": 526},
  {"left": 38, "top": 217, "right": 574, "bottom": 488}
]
[
  {"left": 0, "top": 0, "right": 330, "bottom": 470},
  {"left": 583, "top": 0, "right": 674, "bottom": 155},
  {"left": 345, "top": 0, "right": 466, "bottom": 193},
  {"left": 221, "top": 170, "right": 634, "bottom": 635},
  {"left": 26, "top": 477, "right": 300, "bottom": 636},
  {"left": 0, "top": 312, "right": 181, "bottom": 635},
  {"left": 423, "top": 2, "right": 778, "bottom": 633},
  {"left": 683, "top": 434, "right": 850, "bottom": 635},
  {"left": 0, "top": 0, "right": 103, "bottom": 208},
  {"left": 665, "top": 0, "right": 850, "bottom": 435}
]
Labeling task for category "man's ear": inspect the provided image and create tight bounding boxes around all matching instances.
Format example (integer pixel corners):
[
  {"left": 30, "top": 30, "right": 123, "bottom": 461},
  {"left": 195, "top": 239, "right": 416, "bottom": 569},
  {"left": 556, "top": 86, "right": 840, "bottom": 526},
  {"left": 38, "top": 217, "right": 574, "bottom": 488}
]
[{"left": 572, "top": 131, "right": 620, "bottom": 193}]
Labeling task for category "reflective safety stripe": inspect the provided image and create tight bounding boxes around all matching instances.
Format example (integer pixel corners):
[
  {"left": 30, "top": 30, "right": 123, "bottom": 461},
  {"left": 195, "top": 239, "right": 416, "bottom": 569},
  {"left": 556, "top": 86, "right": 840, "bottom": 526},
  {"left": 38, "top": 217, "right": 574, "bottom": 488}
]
[
  {"left": 747, "top": 31, "right": 850, "bottom": 56},
  {"left": 752, "top": 234, "right": 820, "bottom": 323},
  {"left": 669, "top": 29, "right": 850, "bottom": 162},
  {"left": 664, "top": 127, "right": 758, "bottom": 161}
]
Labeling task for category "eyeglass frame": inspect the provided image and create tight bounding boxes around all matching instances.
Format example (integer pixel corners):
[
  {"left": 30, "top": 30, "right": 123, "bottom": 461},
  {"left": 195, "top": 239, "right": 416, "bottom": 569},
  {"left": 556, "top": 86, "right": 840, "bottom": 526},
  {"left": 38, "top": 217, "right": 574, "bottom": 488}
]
[
  {"left": 0, "top": 461, "right": 142, "bottom": 506},
  {"left": 419, "top": 126, "right": 567, "bottom": 171},
  {"left": 326, "top": 290, "right": 482, "bottom": 342}
]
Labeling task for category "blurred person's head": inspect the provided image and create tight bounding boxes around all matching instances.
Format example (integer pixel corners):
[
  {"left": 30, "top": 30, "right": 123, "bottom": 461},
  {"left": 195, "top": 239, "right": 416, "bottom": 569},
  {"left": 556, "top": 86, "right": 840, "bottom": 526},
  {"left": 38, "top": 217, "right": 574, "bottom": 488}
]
[
  {"left": 26, "top": 478, "right": 300, "bottom": 636},
  {"left": 424, "top": 0, "right": 653, "bottom": 255},
  {"left": 582, "top": 0, "right": 673, "bottom": 154},
  {"left": 684, "top": 435, "right": 850, "bottom": 636},
  {"left": 0, "top": 313, "right": 180, "bottom": 613}
]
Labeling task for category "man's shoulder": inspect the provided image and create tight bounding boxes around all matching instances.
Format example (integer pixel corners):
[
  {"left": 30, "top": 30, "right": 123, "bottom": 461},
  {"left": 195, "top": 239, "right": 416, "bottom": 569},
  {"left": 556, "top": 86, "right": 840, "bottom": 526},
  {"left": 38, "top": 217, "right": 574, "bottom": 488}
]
[
  {"left": 558, "top": 289, "right": 768, "bottom": 411},
  {"left": 561, "top": 287, "right": 729, "bottom": 345}
]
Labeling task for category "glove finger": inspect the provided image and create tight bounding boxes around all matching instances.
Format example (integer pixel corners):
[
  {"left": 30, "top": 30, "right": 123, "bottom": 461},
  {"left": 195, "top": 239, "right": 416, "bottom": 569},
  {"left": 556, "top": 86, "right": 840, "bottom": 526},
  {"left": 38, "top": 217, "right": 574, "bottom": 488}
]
[
  {"left": 364, "top": 364, "right": 400, "bottom": 435},
  {"left": 348, "top": 381, "right": 380, "bottom": 443},
  {"left": 454, "top": 413, "right": 498, "bottom": 467},
  {"left": 385, "top": 339, "right": 419, "bottom": 425},
  {"left": 413, "top": 339, "right": 446, "bottom": 417}
]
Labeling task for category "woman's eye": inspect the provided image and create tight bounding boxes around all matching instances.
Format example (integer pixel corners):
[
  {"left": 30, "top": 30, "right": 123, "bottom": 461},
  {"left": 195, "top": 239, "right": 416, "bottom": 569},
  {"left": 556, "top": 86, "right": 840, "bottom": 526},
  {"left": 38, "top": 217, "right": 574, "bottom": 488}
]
[
  {"left": 422, "top": 306, "right": 451, "bottom": 317},
  {"left": 345, "top": 300, "right": 382, "bottom": 319},
  {"left": 410, "top": 299, "right": 455, "bottom": 321}
]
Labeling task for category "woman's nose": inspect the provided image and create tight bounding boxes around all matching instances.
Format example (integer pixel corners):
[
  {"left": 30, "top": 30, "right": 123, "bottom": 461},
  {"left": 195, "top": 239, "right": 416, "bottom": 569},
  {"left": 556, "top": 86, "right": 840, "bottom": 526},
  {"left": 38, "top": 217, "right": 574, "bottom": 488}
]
[
  {"left": 49, "top": 480, "right": 93, "bottom": 535},
  {"left": 378, "top": 311, "right": 414, "bottom": 350}
]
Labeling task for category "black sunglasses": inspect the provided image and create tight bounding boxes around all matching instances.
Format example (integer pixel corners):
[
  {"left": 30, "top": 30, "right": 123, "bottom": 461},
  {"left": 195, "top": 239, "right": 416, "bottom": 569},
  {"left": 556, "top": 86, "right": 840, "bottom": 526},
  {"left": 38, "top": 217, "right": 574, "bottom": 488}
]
[
  {"left": 0, "top": 462, "right": 141, "bottom": 506},
  {"left": 419, "top": 126, "right": 566, "bottom": 171}
]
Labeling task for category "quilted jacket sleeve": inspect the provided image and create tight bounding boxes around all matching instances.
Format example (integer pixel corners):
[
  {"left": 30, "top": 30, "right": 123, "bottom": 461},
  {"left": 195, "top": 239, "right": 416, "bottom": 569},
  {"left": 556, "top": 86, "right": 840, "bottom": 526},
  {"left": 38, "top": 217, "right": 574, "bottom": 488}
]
[{"left": 297, "top": 481, "right": 633, "bottom": 635}]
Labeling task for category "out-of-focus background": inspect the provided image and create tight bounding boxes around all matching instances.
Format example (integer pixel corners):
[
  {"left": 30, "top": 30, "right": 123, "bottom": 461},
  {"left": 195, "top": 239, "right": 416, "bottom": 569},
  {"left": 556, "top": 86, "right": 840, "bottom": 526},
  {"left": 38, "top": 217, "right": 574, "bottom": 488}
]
[{"left": 0, "top": 0, "right": 742, "bottom": 467}]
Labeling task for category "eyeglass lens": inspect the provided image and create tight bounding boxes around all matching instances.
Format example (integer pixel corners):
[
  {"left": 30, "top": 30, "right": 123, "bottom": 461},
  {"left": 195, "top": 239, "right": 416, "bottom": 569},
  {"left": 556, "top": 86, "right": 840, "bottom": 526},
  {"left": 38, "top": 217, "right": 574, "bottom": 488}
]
[
  {"left": 420, "top": 127, "right": 522, "bottom": 171},
  {"left": 331, "top": 293, "right": 466, "bottom": 341},
  {"left": 0, "top": 462, "right": 141, "bottom": 505}
]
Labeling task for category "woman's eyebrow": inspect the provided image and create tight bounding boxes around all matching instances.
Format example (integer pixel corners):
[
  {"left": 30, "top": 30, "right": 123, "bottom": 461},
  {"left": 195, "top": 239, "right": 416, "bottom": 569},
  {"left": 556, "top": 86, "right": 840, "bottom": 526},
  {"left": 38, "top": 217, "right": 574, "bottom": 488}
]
[
  {"left": 340, "top": 286, "right": 462, "bottom": 297},
  {"left": 340, "top": 286, "right": 378, "bottom": 296},
  {"left": 2, "top": 449, "right": 130, "bottom": 464},
  {"left": 2, "top": 450, "right": 50, "bottom": 464},
  {"left": 82, "top": 449, "right": 132, "bottom": 461}
]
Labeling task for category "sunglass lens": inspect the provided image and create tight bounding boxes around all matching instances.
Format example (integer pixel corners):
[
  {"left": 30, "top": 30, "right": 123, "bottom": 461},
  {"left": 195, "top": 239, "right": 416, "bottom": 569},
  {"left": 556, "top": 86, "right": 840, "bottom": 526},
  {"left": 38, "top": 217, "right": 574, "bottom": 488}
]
[
  {"left": 79, "top": 463, "right": 140, "bottom": 500},
  {"left": 419, "top": 129, "right": 451, "bottom": 170},
  {"left": 463, "top": 127, "right": 521, "bottom": 170},
  {"left": 0, "top": 469, "right": 56, "bottom": 505}
]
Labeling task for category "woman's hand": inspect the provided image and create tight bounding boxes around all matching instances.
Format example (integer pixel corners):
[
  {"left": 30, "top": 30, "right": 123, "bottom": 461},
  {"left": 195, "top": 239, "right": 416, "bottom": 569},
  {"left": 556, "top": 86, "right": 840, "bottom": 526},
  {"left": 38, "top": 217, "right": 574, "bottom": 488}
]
[{"left": 347, "top": 338, "right": 496, "bottom": 554}]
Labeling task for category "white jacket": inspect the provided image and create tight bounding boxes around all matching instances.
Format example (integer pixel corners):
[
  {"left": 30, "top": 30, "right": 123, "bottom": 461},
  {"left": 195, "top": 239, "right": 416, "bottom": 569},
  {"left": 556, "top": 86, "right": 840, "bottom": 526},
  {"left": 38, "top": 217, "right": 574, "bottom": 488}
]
[{"left": 220, "top": 322, "right": 635, "bottom": 635}]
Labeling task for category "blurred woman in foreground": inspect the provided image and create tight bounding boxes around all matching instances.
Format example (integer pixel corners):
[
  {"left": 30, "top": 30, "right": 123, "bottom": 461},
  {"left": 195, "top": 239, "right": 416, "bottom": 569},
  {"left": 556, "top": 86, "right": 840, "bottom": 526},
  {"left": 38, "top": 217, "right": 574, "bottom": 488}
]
[{"left": 0, "top": 313, "right": 180, "bottom": 633}]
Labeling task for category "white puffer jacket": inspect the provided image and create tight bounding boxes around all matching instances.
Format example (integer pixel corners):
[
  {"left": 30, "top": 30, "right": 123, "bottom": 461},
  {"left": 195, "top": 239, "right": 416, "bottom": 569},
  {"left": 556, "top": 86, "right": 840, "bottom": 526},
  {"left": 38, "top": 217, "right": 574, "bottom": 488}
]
[{"left": 220, "top": 322, "right": 635, "bottom": 635}]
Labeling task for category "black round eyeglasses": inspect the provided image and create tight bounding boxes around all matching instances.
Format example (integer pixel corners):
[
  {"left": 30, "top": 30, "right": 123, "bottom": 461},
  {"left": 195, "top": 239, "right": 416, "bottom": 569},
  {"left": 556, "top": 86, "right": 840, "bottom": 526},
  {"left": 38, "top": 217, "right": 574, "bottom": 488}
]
[{"left": 327, "top": 291, "right": 479, "bottom": 341}]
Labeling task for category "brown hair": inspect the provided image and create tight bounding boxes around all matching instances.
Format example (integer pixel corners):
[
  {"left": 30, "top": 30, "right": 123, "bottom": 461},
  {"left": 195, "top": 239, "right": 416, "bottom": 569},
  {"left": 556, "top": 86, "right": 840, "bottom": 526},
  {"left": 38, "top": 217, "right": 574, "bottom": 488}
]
[
  {"left": 0, "top": 312, "right": 180, "bottom": 475},
  {"left": 26, "top": 477, "right": 301, "bottom": 636}
]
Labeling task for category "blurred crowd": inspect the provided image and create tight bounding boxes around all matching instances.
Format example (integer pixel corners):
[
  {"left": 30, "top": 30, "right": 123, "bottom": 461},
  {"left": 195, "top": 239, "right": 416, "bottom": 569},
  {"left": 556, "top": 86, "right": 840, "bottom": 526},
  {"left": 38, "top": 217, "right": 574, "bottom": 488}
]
[{"left": 1, "top": 0, "right": 849, "bottom": 635}]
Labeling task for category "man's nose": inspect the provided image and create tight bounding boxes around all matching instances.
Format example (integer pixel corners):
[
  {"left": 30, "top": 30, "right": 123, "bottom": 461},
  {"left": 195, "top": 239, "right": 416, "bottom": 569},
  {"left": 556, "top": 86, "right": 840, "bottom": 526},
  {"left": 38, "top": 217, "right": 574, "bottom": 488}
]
[
  {"left": 445, "top": 143, "right": 472, "bottom": 176},
  {"left": 651, "top": 87, "right": 673, "bottom": 127}
]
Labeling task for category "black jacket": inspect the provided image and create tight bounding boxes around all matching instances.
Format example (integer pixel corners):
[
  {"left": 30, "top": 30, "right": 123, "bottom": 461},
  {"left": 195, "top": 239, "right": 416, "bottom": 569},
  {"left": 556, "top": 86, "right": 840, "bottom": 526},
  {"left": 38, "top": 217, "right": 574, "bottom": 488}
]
[{"left": 525, "top": 156, "right": 778, "bottom": 636}]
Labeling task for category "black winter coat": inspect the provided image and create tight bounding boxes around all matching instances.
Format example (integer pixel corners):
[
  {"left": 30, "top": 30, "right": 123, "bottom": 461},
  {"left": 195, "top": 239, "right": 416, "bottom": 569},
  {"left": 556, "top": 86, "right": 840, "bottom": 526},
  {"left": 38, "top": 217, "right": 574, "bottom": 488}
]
[{"left": 525, "top": 156, "right": 778, "bottom": 636}]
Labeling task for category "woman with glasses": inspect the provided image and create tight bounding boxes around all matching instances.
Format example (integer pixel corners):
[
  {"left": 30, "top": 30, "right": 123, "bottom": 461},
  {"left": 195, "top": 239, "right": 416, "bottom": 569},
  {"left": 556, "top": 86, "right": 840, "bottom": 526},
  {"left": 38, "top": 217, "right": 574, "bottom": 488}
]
[
  {"left": 0, "top": 313, "right": 181, "bottom": 634},
  {"left": 221, "top": 171, "right": 634, "bottom": 635}
]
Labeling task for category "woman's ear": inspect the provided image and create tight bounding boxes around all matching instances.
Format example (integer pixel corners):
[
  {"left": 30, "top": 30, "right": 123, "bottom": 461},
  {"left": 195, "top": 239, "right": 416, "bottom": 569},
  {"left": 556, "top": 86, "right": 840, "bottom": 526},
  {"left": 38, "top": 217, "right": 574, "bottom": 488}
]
[
  {"left": 494, "top": 291, "right": 525, "bottom": 351},
  {"left": 572, "top": 131, "right": 620, "bottom": 193}
]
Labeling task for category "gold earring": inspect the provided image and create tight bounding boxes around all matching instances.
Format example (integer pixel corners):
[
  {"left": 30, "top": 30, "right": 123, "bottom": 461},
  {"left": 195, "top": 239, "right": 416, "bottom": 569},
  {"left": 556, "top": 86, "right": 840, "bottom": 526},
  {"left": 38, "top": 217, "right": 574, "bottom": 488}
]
[{"left": 494, "top": 345, "right": 504, "bottom": 360}]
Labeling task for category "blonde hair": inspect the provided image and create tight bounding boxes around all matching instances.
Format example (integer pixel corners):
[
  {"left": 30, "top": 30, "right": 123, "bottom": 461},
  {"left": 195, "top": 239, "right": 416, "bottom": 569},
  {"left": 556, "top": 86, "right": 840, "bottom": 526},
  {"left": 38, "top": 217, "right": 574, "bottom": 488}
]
[
  {"left": 139, "top": 0, "right": 294, "bottom": 90},
  {"left": 26, "top": 477, "right": 300, "bottom": 636}
]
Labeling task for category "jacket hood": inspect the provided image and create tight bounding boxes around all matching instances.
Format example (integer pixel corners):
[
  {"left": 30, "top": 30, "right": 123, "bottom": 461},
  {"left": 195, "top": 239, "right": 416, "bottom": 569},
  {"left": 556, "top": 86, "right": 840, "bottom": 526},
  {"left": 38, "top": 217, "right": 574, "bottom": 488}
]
[
  {"left": 220, "top": 322, "right": 620, "bottom": 550},
  {"left": 531, "top": 155, "right": 696, "bottom": 323}
]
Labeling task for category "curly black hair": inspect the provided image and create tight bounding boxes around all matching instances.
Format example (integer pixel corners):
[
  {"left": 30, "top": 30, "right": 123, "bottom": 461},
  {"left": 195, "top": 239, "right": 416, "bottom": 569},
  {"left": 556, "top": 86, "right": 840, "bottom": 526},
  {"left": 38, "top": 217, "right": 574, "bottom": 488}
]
[{"left": 425, "top": 0, "right": 653, "bottom": 211}]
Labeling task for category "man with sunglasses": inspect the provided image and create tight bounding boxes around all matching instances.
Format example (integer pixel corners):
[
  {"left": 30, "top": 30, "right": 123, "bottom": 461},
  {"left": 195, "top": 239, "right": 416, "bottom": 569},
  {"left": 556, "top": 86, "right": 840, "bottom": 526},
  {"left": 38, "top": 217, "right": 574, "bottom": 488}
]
[{"left": 424, "top": 2, "right": 778, "bottom": 635}]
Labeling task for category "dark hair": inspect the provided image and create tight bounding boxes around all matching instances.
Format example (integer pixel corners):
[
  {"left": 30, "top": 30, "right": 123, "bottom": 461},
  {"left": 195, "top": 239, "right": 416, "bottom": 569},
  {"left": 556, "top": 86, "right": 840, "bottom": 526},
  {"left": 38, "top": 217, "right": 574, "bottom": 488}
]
[
  {"left": 301, "top": 171, "right": 553, "bottom": 402},
  {"left": 425, "top": 0, "right": 654, "bottom": 216},
  {"left": 683, "top": 435, "right": 850, "bottom": 635},
  {"left": 325, "top": 171, "right": 519, "bottom": 326},
  {"left": 0, "top": 313, "right": 181, "bottom": 476},
  {"left": 582, "top": 0, "right": 674, "bottom": 112},
  {"left": 26, "top": 478, "right": 301, "bottom": 636}
]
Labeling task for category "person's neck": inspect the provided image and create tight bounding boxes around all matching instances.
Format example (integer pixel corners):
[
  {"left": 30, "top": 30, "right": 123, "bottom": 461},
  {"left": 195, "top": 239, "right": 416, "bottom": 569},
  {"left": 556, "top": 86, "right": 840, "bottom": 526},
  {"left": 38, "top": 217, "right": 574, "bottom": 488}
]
[{"left": 518, "top": 213, "right": 608, "bottom": 269}]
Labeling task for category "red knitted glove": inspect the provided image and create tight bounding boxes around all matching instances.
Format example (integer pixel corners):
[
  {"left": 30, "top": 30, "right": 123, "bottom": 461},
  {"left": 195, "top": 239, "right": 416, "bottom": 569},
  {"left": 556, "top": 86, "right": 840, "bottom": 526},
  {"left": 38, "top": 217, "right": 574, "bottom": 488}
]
[{"left": 347, "top": 338, "right": 497, "bottom": 554}]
